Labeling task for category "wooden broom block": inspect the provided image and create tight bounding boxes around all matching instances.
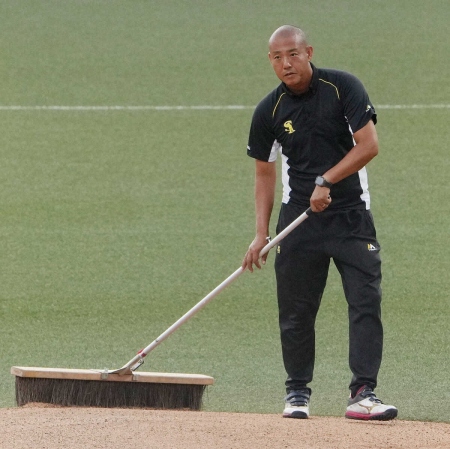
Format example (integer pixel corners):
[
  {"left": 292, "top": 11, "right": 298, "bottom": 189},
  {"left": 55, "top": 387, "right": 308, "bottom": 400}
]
[{"left": 11, "top": 366, "right": 214, "bottom": 386}]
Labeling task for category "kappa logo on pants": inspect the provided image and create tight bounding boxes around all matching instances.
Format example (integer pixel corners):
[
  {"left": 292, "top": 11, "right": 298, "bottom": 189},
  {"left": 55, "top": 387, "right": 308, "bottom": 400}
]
[{"left": 367, "top": 243, "right": 378, "bottom": 251}]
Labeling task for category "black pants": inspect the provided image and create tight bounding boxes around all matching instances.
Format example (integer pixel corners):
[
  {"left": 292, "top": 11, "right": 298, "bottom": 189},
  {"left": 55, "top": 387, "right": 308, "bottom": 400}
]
[{"left": 275, "top": 204, "right": 383, "bottom": 395}]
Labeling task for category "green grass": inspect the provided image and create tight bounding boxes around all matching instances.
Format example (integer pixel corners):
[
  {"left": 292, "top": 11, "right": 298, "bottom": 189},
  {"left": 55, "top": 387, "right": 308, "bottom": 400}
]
[{"left": 1, "top": 1, "right": 449, "bottom": 422}]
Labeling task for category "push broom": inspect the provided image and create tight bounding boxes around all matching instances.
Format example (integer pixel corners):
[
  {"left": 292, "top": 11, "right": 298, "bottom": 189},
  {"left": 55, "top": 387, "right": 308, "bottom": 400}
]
[{"left": 11, "top": 208, "right": 312, "bottom": 410}]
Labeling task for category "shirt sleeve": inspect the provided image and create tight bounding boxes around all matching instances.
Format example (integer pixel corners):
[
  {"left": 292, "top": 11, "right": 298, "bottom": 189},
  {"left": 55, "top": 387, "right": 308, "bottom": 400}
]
[
  {"left": 340, "top": 72, "right": 377, "bottom": 133},
  {"left": 246, "top": 98, "right": 279, "bottom": 162}
]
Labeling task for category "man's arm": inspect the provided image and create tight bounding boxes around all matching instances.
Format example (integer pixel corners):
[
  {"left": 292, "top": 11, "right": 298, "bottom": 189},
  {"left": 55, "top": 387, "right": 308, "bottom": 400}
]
[
  {"left": 242, "top": 159, "right": 277, "bottom": 272},
  {"left": 310, "top": 119, "right": 379, "bottom": 212}
]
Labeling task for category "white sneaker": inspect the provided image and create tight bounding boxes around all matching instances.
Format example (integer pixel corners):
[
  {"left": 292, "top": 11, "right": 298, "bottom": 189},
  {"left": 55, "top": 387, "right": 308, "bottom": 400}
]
[
  {"left": 345, "top": 386, "right": 398, "bottom": 421},
  {"left": 283, "top": 389, "right": 310, "bottom": 419}
]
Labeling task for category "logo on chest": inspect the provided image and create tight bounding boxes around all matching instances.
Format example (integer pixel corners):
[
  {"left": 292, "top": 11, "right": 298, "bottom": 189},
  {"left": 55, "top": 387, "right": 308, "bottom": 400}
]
[{"left": 284, "top": 120, "right": 296, "bottom": 134}]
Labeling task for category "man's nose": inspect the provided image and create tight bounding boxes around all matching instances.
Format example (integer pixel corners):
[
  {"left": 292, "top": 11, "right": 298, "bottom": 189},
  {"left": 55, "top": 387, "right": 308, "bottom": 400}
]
[{"left": 282, "top": 57, "right": 292, "bottom": 68}]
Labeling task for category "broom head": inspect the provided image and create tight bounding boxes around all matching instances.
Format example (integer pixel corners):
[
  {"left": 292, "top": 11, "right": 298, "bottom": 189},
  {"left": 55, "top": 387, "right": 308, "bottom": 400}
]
[{"left": 11, "top": 366, "right": 214, "bottom": 410}]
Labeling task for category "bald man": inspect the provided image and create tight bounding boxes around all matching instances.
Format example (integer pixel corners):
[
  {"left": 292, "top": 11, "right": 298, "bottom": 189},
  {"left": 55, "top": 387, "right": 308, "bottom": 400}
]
[{"left": 242, "top": 26, "right": 397, "bottom": 420}]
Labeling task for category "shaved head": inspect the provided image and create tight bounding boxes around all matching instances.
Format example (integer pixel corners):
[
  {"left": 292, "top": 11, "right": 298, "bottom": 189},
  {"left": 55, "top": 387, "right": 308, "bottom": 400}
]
[
  {"left": 269, "top": 25, "right": 308, "bottom": 48},
  {"left": 267, "top": 25, "right": 313, "bottom": 94}
]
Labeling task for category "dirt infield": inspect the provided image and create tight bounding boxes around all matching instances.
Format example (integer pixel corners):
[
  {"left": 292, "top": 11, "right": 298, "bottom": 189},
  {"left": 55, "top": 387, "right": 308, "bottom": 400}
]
[{"left": 1, "top": 405, "right": 449, "bottom": 449}]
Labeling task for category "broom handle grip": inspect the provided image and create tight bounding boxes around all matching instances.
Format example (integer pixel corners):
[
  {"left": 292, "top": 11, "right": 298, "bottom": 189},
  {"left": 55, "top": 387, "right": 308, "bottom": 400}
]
[{"left": 122, "top": 208, "right": 312, "bottom": 370}]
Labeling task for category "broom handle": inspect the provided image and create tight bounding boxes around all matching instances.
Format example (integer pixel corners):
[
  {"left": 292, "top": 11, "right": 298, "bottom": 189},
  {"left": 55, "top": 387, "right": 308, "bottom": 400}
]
[{"left": 121, "top": 207, "right": 312, "bottom": 371}]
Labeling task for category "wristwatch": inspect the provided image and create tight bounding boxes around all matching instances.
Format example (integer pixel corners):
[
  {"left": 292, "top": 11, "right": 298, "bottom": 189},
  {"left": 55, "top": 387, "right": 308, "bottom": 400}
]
[{"left": 315, "top": 176, "right": 333, "bottom": 188}]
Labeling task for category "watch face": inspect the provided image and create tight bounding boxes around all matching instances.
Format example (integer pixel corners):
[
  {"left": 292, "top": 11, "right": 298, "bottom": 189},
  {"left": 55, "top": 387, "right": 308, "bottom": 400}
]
[{"left": 316, "top": 176, "right": 331, "bottom": 187}]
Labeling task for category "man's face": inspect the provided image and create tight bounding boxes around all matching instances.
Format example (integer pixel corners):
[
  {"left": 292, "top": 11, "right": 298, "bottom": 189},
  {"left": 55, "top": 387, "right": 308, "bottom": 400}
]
[{"left": 268, "top": 34, "right": 313, "bottom": 94}]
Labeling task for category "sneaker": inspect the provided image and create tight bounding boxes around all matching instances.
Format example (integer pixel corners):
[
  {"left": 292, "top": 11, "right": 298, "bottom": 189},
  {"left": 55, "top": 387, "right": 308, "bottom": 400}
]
[
  {"left": 283, "top": 389, "right": 310, "bottom": 419},
  {"left": 345, "top": 386, "right": 398, "bottom": 421}
]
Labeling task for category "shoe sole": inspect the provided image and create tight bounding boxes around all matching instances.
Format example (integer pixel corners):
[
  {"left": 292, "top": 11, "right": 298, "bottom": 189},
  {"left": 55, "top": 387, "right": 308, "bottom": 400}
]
[
  {"left": 345, "top": 408, "right": 398, "bottom": 421},
  {"left": 283, "top": 411, "right": 308, "bottom": 419}
]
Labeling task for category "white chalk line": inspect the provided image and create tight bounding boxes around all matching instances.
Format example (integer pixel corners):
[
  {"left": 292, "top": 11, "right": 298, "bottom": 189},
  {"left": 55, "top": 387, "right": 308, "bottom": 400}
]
[
  {"left": 0, "top": 105, "right": 252, "bottom": 111},
  {"left": 0, "top": 104, "right": 449, "bottom": 111}
]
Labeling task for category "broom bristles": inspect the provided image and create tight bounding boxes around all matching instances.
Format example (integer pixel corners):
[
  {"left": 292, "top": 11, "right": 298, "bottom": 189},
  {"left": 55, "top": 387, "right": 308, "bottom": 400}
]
[
  {"left": 12, "top": 367, "right": 213, "bottom": 410},
  {"left": 15, "top": 377, "right": 206, "bottom": 409}
]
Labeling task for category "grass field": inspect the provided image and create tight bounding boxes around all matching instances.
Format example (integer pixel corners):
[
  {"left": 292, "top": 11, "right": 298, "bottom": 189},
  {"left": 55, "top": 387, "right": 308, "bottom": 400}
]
[{"left": 1, "top": 1, "right": 449, "bottom": 422}]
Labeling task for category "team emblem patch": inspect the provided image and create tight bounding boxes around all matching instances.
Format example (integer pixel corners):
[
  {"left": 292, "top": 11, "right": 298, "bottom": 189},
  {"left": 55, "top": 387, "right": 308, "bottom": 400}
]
[{"left": 284, "top": 120, "right": 295, "bottom": 134}]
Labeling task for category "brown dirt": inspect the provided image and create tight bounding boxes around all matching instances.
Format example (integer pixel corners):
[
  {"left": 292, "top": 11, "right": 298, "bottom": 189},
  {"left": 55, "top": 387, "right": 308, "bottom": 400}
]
[{"left": 2, "top": 404, "right": 449, "bottom": 449}]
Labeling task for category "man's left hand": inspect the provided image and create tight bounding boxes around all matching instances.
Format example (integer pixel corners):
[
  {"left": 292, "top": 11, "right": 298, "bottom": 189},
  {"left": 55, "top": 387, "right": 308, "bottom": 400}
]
[{"left": 310, "top": 186, "right": 332, "bottom": 212}]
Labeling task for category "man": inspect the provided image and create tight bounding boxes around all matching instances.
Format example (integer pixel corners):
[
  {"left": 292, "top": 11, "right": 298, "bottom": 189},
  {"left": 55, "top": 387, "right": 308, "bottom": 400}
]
[{"left": 242, "top": 25, "right": 397, "bottom": 421}]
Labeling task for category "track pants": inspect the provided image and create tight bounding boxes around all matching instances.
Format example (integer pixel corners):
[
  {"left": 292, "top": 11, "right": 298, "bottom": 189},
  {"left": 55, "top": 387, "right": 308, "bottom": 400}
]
[{"left": 275, "top": 204, "right": 383, "bottom": 395}]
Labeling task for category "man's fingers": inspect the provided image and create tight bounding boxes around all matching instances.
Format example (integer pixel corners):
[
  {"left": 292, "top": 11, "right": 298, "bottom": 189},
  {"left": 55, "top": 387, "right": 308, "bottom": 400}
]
[
  {"left": 252, "top": 255, "right": 262, "bottom": 270},
  {"left": 311, "top": 194, "right": 332, "bottom": 212},
  {"left": 242, "top": 248, "right": 265, "bottom": 272}
]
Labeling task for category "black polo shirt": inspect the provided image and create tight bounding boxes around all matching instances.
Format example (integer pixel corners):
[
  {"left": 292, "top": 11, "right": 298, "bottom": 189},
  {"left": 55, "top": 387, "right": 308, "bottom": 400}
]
[{"left": 247, "top": 63, "right": 377, "bottom": 210}]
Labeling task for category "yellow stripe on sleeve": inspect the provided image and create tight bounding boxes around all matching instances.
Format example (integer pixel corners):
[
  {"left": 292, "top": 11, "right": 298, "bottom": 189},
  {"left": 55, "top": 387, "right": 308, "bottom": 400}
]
[
  {"left": 272, "top": 93, "right": 286, "bottom": 117},
  {"left": 319, "top": 79, "right": 340, "bottom": 100}
]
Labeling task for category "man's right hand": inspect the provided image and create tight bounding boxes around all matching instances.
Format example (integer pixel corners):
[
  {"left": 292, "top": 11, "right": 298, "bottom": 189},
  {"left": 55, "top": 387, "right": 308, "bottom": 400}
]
[{"left": 241, "top": 234, "right": 270, "bottom": 272}]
